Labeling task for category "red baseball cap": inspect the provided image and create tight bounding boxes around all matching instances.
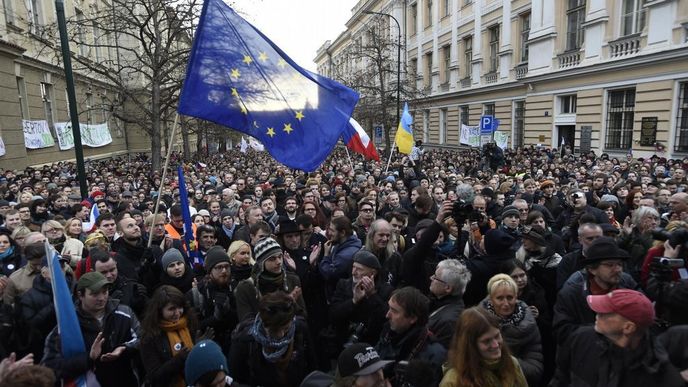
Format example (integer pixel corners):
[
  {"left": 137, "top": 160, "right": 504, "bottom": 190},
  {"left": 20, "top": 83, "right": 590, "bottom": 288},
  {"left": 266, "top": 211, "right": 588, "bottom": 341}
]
[{"left": 587, "top": 289, "right": 655, "bottom": 328}]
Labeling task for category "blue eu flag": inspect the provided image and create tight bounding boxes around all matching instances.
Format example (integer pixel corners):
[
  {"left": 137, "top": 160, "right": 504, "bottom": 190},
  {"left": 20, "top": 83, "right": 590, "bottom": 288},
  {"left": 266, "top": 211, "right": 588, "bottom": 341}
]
[{"left": 178, "top": 0, "right": 359, "bottom": 171}]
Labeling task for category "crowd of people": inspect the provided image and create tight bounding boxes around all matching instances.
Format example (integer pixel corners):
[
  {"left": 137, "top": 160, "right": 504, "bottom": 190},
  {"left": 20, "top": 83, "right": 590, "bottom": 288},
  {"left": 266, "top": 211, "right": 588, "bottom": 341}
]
[{"left": 0, "top": 142, "right": 687, "bottom": 387}]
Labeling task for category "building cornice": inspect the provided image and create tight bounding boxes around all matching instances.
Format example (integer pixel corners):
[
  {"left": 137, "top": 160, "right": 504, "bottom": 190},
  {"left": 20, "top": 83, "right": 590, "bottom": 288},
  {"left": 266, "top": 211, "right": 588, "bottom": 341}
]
[{"left": 0, "top": 39, "right": 26, "bottom": 57}]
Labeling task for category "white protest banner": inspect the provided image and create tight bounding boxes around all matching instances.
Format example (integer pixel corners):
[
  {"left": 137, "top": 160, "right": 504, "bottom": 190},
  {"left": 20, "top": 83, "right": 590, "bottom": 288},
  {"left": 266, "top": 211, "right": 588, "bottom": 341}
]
[
  {"left": 460, "top": 124, "right": 472, "bottom": 145},
  {"left": 54, "top": 122, "right": 75, "bottom": 150},
  {"left": 494, "top": 131, "right": 510, "bottom": 149},
  {"left": 0, "top": 136, "right": 6, "bottom": 156},
  {"left": 22, "top": 120, "right": 55, "bottom": 149},
  {"left": 54, "top": 122, "right": 113, "bottom": 149},
  {"left": 469, "top": 126, "right": 481, "bottom": 148}
]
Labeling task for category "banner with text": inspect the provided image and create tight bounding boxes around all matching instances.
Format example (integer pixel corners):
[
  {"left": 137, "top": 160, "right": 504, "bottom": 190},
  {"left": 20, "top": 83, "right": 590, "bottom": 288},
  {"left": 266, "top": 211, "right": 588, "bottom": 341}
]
[
  {"left": 494, "top": 131, "right": 510, "bottom": 150},
  {"left": 460, "top": 124, "right": 481, "bottom": 148},
  {"left": 54, "top": 122, "right": 113, "bottom": 150},
  {"left": 22, "top": 120, "right": 55, "bottom": 149},
  {"left": 0, "top": 136, "right": 6, "bottom": 156}
]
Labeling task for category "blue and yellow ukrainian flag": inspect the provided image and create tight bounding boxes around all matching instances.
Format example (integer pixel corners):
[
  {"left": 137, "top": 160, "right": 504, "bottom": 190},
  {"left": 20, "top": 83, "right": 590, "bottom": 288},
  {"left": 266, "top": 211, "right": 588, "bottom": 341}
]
[{"left": 395, "top": 103, "right": 414, "bottom": 154}]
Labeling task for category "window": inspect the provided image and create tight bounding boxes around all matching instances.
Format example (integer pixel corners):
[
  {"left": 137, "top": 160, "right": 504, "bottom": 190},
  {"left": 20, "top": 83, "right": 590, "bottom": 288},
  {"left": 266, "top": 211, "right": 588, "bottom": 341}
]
[
  {"left": 560, "top": 95, "right": 577, "bottom": 114},
  {"left": 675, "top": 82, "right": 688, "bottom": 152},
  {"left": 489, "top": 25, "right": 500, "bottom": 72},
  {"left": 484, "top": 103, "right": 495, "bottom": 116},
  {"left": 566, "top": 0, "right": 586, "bottom": 51},
  {"left": 424, "top": 52, "right": 433, "bottom": 89},
  {"left": 93, "top": 22, "right": 102, "bottom": 62},
  {"left": 424, "top": 0, "right": 432, "bottom": 28},
  {"left": 520, "top": 13, "right": 531, "bottom": 62},
  {"left": 41, "top": 82, "right": 55, "bottom": 132},
  {"left": 86, "top": 92, "right": 94, "bottom": 125},
  {"left": 16, "top": 77, "right": 29, "bottom": 120},
  {"left": 441, "top": 45, "right": 451, "bottom": 85},
  {"left": 514, "top": 100, "right": 525, "bottom": 149},
  {"left": 442, "top": 0, "right": 450, "bottom": 18},
  {"left": 460, "top": 105, "right": 469, "bottom": 125},
  {"left": 605, "top": 88, "right": 636, "bottom": 150},
  {"left": 3, "top": 0, "right": 14, "bottom": 25},
  {"left": 75, "top": 9, "right": 88, "bottom": 57},
  {"left": 622, "top": 0, "right": 646, "bottom": 36},
  {"left": 409, "top": 58, "right": 418, "bottom": 90},
  {"left": 439, "top": 108, "right": 447, "bottom": 144},
  {"left": 423, "top": 110, "right": 430, "bottom": 142},
  {"left": 27, "top": 0, "right": 41, "bottom": 34},
  {"left": 464, "top": 36, "right": 472, "bottom": 78},
  {"left": 409, "top": 4, "right": 417, "bottom": 35}
]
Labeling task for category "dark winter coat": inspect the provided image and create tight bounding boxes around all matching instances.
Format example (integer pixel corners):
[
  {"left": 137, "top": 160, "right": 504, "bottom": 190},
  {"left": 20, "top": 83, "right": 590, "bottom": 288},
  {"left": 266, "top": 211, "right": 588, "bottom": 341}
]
[
  {"left": 112, "top": 237, "right": 162, "bottom": 283},
  {"left": 552, "top": 270, "right": 638, "bottom": 344},
  {"left": 229, "top": 316, "right": 317, "bottom": 387},
  {"left": 400, "top": 221, "right": 447, "bottom": 293},
  {"left": 187, "top": 277, "right": 238, "bottom": 352},
  {"left": 329, "top": 277, "right": 392, "bottom": 348},
  {"left": 0, "top": 247, "right": 23, "bottom": 277},
  {"left": 139, "top": 330, "right": 195, "bottom": 387},
  {"left": 551, "top": 327, "right": 685, "bottom": 387},
  {"left": 234, "top": 266, "right": 306, "bottom": 322},
  {"left": 427, "top": 294, "right": 465, "bottom": 349},
  {"left": 42, "top": 299, "right": 141, "bottom": 387},
  {"left": 318, "top": 235, "right": 361, "bottom": 299},
  {"left": 463, "top": 252, "right": 514, "bottom": 307},
  {"left": 17, "top": 275, "right": 55, "bottom": 359}
]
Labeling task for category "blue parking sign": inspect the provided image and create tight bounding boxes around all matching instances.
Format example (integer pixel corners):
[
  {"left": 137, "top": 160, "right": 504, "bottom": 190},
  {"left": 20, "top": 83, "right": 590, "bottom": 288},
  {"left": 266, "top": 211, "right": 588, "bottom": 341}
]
[{"left": 480, "top": 115, "right": 494, "bottom": 135}]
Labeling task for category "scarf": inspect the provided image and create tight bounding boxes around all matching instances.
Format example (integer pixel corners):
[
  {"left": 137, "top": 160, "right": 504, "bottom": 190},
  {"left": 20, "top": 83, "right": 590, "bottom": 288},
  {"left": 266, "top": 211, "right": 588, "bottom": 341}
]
[
  {"left": 231, "top": 263, "right": 252, "bottom": 283},
  {"left": 482, "top": 299, "right": 527, "bottom": 327},
  {"left": 249, "top": 314, "right": 296, "bottom": 362},
  {"left": 0, "top": 246, "right": 15, "bottom": 262},
  {"left": 257, "top": 269, "right": 287, "bottom": 295},
  {"left": 160, "top": 316, "right": 194, "bottom": 357}
]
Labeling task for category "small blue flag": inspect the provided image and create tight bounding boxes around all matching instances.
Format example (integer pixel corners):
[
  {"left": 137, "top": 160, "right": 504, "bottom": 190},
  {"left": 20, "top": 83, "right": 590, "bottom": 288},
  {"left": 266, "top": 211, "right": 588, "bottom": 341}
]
[
  {"left": 177, "top": 166, "right": 200, "bottom": 266},
  {"left": 178, "top": 0, "right": 359, "bottom": 171}
]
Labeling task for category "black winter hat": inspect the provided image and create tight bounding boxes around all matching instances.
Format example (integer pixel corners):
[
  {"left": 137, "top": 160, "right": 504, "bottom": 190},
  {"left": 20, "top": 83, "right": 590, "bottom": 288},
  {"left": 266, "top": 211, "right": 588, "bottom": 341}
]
[
  {"left": 204, "top": 246, "right": 230, "bottom": 271},
  {"left": 584, "top": 236, "right": 630, "bottom": 264},
  {"left": 484, "top": 229, "right": 516, "bottom": 256}
]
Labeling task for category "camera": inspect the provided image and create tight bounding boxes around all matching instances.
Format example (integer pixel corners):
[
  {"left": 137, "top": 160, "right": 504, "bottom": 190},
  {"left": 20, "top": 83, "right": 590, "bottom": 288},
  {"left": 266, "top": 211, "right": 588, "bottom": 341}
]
[
  {"left": 343, "top": 322, "right": 365, "bottom": 348},
  {"left": 651, "top": 228, "right": 688, "bottom": 250},
  {"left": 652, "top": 257, "right": 685, "bottom": 268},
  {"left": 452, "top": 199, "right": 474, "bottom": 223}
]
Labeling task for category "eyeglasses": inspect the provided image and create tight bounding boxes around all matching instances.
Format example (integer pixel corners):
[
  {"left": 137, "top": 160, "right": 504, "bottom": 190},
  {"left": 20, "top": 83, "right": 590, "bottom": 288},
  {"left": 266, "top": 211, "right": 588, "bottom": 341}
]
[
  {"left": 212, "top": 263, "right": 230, "bottom": 272},
  {"left": 430, "top": 274, "right": 448, "bottom": 284},
  {"left": 360, "top": 208, "right": 374, "bottom": 213}
]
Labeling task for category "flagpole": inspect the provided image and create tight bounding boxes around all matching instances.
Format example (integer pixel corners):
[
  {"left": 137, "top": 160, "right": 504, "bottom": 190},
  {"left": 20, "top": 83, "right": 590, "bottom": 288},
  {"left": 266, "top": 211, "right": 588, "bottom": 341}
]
[
  {"left": 384, "top": 140, "right": 397, "bottom": 175},
  {"left": 148, "top": 114, "right": 179, "bottom": 248},
  {"left": 344, "top": 146, "right": 356, "bottom": 173}
]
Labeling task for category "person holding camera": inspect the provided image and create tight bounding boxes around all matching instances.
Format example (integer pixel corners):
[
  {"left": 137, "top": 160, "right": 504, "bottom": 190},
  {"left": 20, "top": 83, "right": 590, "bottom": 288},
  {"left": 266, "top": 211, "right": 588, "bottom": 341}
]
[
  {"left": 329, "top": 250, "right": 393, "bottom": 353},
  {"left": 553, "top": 189, "right": 608, "bottom": 242}
]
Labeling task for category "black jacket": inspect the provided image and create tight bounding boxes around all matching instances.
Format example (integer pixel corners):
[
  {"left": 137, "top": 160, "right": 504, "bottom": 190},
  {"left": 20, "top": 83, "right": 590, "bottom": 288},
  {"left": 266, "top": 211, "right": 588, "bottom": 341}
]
[
  {"left": 400, "top": 220, "right": 446, "bottom": 293},
  {"left": 552, "top": 270, "right": 638, "bottom": 344},
  {"left": 187, "top": 277, "right": 237, "bottom": 352},
  {"left": 18, "top": 275, "right": 56, "bottom": 359},
  {"left": 42, "top": 299, "right": 141, "bottom": 387},
  {"left": 139, "top": 330, "right": 194, "bottom": 387},
  {"left": 427, "top": 294, "right": 465, "bottom": 349},
  {"left": 463, "top": 252, "right": 514, "bottom": 307},
  {"left": 112, "top": 237, "right": 162, "bottom": 283},
  {"left": 551, "top": 327, "right": 684, "bottom": 387},
  {"left": 110, "top": 275, "right": 148, "bottom": 318},
  {"left": 329, "top": 277, "right": 392, "bottom": 348},
  {"left": 229, "top": 316, "right": 317, "bottom": 387}
]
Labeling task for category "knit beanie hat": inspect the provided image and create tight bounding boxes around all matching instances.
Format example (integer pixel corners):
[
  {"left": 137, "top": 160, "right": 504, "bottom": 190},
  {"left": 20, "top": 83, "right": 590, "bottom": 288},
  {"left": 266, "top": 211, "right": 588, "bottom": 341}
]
[
  {"left": 253, "top": 237, "right": 282, "bottom": 265},
  {"left": 161, "top": 248, "right": 184, "bottom": 269},
  {"left": 221, "top": 208, "right": 234, "bottom": 219},
  {"left": 184, "top": 340, "right": 230, "bottom": 385},
  {"left": 501, "top": 205, "right": 520, "bottom": 219},
  {"left": 204, "top": 246, "right": 230, "bottom": 271}
]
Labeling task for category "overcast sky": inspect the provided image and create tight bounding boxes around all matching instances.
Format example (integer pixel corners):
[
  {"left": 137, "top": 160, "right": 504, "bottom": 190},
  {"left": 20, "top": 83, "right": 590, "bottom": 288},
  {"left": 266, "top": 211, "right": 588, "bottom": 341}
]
[{"left": 230, "top": 0, "right": 358, "bottom": 72}]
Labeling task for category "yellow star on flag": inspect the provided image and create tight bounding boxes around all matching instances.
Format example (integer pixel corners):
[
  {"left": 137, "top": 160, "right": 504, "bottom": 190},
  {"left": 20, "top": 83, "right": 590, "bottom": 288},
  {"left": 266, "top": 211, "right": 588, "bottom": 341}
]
[
  {"left": 295, "top": 111, "right": 305, "bottom": 121},
  {"left": 240, "top": 105, "right": 247, "bottom": 114},
  {"left": 258, "top": 52, "right": 268, "bottom": 62},
  {"left": 283, "top": 123, "right": 293, "bottom": 134},
  {"left": 230, "top": 68, "right": 240, "bottom": 79},
  {"left": 266, "top": 127, "right": 276, "bottom": 137},
  {"left": 242, "top": 55, "right": 253, "bottom": 65},
  {"left": 277, "top": 58, "right": 287, "bottom": 68},
  {"left": 231, "top": 87, "right": 239, "bottom": 97}
]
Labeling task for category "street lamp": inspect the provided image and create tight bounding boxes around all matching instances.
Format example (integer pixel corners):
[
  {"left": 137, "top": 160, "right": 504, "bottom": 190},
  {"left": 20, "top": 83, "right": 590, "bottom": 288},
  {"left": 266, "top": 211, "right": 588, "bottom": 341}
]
[{"left": 363, "top": 10, "right": 401, "bottom": 149}]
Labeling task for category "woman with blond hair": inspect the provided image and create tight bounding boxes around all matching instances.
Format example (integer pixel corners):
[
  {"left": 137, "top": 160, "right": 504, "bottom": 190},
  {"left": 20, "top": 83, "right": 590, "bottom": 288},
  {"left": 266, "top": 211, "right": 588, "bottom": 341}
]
[
  {"left": 227, "top": 240, "right": 254, "bottom": 288},
  {"left": 440, "top": 306, "right": 527, "bottom": 387},
  {"left": 41, "top": 220, "right": 84, "bottom": 268},
  {"left": 63, "top": 217, "right": 85, "bottom": 241},
  {"left": 479, "top": 274, "right": 543, "bottom": 387}
]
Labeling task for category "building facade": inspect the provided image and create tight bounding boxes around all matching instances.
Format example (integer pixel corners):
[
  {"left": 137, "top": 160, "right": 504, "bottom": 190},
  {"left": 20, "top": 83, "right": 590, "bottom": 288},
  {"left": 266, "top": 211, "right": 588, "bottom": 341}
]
[{"left": 318, "top": 0, "right": 688, "bottom": 160}]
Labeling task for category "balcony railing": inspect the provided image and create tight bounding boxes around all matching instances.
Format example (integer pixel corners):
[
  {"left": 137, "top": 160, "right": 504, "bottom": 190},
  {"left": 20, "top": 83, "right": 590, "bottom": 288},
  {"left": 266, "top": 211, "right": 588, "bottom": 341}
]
[
  {"left": 460, "top": 77, "right": 471, "bottom": 88},
  {"left": 514, "top": 63, "right": 528, "bottom": 79},
  {"left": 483, "top": 72, "right": 498, "bottom": 84},
  {"left": 558, "top": 50, "right": 581, "bottom": 69},
  {"left": 609, "top": 34, "right": 641, "bottom": 58}
]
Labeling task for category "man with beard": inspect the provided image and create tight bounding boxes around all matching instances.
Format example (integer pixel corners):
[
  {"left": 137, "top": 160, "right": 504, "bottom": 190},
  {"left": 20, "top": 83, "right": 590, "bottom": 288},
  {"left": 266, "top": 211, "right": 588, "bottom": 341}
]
[
  {"left": 112, "top": 216, "right": 161, "bottom": 283},
  {"left": 352, "top": 200, "right": 376, "bottom": 244},
  {"left": 319, "top": 216, "right": 362, "bottom": 300},
  {"left": 329, "top": 250, "right": 393, "bottom": 352},
  {"left": 553, "top": 237, "right": 639, "bottom": 344},
  {"left": 93, "top": 248, "right": 148, "bottom": 318},
  {"left": 427, "top": 259, "right": 470, "bottom": 348},
  {"left": 260, "top": 196, "right": 279, "bottom": 231},
  {"left": 279, "top": 196, "right": 299, "bottom": 220},
  {"left": 364, "top": 219, "right": 402, "bottom": 287},
  {"left": 43, "top": 272, "right": 142, "bottom": 387},
  {"left": 187, "top": 246, "right": 237, "bottom": 353}
]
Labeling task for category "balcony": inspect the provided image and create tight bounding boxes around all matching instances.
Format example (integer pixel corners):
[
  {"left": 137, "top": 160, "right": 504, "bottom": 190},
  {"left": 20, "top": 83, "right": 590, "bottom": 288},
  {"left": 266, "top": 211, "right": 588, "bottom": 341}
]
[
  {"left": 558, "top": 50, "right": 581, "bottom": 69},
  {"left": 609, "top": 34, "right": 641, "bottom": 58},
  {"left": 514, "top": 63, "right": 528, "bottom": 80},
  {"left": 460, "top": 77, "right": 471, "bottom": 88},
  {"left": 483, "top": 72, "right": 498, "bottom": 84}
]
